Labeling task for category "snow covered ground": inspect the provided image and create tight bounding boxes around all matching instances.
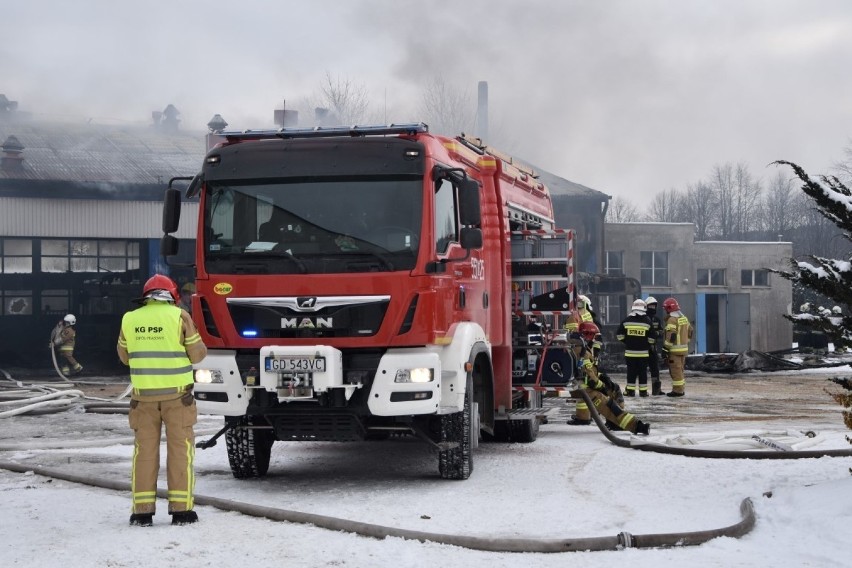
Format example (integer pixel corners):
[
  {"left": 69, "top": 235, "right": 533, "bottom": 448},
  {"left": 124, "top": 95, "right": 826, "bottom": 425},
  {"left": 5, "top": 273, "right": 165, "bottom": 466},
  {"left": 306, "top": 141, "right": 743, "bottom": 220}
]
[{"left": 1, "top": 367, "right": 850, "bottom": 567}]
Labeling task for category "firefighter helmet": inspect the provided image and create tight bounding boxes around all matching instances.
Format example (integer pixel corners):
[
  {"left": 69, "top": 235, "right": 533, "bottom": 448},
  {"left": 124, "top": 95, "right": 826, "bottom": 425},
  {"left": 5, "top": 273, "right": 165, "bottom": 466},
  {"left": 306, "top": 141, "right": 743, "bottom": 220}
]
[
  {"left": 663, "top": 297, "right": 680, "bottom": 312},
  {"left": 579, "top": 321, "right": 600, "bottom": 341},
  {"left": 578, "top": 294, "right": 592, "bottom": 310},
  {"left": 63, "top": 314, "right": 76, "bottom": 325},
  {"left": 645, "top": 296, "right": 658, "bottom": 307},
  {"left": 142, "top": 274, "right": 179, "bottom": 302},
  {"left": 631, "top": 299, "right": 646, "bottom": 313}
]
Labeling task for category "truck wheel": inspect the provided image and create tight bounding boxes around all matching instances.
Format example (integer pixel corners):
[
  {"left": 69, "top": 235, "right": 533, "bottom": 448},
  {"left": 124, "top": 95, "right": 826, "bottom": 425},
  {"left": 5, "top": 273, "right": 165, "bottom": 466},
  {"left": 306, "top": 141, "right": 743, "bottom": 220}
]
[
  {"left": 508, "top": 390, "right": 541, "bottom": 443},
  {"left": 438, "top": 377, "right": 474, "bottom": 480},
  {"left": 508, "top": 417, "right": 539, "bottom": 443},
  {"left": 225, "top": 416, "right": 274, "bottom": 479}
]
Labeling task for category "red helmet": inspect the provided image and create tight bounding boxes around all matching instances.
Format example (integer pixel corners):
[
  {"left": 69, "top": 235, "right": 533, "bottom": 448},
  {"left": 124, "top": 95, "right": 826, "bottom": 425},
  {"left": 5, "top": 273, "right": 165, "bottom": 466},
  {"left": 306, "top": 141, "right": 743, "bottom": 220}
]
[
  {"left": 142, "top": 274, "right": 179, "bottom": 302},
  {"left": 579, "top": 321, "right": 600, "bottom": 341},
  {"left": 663, "top": 297, "right": 680, "bottom": 312}
]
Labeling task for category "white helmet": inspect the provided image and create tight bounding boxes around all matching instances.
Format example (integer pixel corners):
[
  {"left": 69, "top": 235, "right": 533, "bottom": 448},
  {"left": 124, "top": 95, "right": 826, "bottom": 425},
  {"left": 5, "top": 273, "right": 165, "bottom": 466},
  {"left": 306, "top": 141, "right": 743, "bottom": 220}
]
[
  {"left": 645, "top": 296, "right": 658, "bottom": 306},
  {"left": 631, "top": 299, "right": 646, "bottom": 313},
  {"left": 578, "top": 294, "right": 592, "bottom": 310},
  {"left": 63, "top": 314, "right": 76, "bottom": 325}
]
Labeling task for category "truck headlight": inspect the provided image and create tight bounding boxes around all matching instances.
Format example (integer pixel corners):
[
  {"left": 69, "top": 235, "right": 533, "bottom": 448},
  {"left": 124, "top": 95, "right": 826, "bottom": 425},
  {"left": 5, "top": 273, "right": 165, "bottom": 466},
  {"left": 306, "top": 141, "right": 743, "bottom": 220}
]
[
  {"left": 195, "top": 369, "right": 224, "bottom": 384},
  {"left": 394, "top": 368, "right": 434, "bottom": 383}
]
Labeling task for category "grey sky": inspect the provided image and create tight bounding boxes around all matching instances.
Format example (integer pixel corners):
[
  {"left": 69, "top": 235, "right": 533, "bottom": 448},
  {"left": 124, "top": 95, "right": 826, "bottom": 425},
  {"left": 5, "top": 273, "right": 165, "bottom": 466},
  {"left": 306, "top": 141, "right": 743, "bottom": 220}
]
[{"left": 4, "top": 0, "right": 851, "bottom": 202}]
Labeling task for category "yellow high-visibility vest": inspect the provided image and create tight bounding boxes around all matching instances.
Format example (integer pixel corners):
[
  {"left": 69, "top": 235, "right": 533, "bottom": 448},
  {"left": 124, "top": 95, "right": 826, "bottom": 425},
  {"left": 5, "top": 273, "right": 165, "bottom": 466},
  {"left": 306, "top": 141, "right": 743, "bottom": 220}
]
[{"left": 121, "top": 302, "right": 193, "bottom": 390}]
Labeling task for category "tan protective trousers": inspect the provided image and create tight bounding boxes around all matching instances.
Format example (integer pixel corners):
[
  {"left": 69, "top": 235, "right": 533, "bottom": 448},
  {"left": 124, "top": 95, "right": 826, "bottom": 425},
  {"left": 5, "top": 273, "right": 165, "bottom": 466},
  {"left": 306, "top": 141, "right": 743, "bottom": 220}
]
[
  {"left": 128, "top": 394, "right": 197, "bottom": 514},
  {"left": 667, "top": 353, "right": 686, "bottom": 394},
  {"left": 572, "top": 388, "right": 639, "bottom": 433}
]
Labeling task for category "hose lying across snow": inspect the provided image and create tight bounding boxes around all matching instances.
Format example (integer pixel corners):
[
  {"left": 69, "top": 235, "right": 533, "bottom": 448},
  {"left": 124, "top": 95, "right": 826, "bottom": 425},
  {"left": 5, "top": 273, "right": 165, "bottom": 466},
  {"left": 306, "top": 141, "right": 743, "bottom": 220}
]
[
  {"left": 577, "top": 389, "right": 852, "bottom": 459},
  {"left": 2, "top": 377, "right": 848, "bottom": 551},
  {"left": 0, "top": 369, "right": 131, "bottom": 418},
  {"left": 0, "top": 459, "right": 755, "bottom": 552}
]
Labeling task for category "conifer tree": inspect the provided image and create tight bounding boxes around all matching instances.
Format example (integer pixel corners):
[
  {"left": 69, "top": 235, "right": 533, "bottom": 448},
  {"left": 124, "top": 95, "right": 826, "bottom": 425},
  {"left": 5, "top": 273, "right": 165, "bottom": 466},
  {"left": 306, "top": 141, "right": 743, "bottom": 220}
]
[
  {"left": 771, "top": 161, "right": 852, "bottom": 349},
  {"left": 773, "top": 161, "right": 852, "bottom": 465}
]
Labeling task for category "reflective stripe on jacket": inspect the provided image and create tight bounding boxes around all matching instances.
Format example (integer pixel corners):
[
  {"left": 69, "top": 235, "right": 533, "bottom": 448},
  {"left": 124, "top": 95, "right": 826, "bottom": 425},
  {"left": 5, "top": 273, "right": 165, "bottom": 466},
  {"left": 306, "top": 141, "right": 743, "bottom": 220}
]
[
  {"left": 121, "top": 301, "right": 194, "bottom": 390},
  {"left": 664, "top": 311, "right": 693, "bottom": 354}
]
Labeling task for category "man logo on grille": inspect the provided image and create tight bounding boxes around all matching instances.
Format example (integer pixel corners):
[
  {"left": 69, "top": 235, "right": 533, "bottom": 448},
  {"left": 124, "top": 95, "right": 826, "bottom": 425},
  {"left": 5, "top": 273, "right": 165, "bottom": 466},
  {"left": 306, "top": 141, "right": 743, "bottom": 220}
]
[{"left": 297, "top": 297, "right": 317, "bottom": 309}]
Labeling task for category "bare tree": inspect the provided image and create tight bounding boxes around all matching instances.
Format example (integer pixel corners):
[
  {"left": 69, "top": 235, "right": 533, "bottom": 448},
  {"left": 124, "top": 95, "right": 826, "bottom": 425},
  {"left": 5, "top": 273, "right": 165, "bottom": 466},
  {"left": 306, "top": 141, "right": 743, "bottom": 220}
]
[
  {"left": 645, "top": 188, "right": 685, "bottom": 222},
  {"left": 761, "top": 170, "right": 798, "bottom": 239},
  {"left": 605, "top": 196, "right": 641, "bottom": 223},
  {"left": 709, "top": 162, "right": 736, "bottom": 239},
  {"left": 302, "top": 72, "right": 372, "bottom": 126},
  {"left": 418, "top": 76, "right": 475, "bottom": 137},
  {"left": 731, "top": 162, "right": 763, "bottom": 239},
  {"left": 831, "top": 138, "right": 852, "bottom": 183},
  {"left": 682, "top": 181, "right": 715, "bottom": 241}
]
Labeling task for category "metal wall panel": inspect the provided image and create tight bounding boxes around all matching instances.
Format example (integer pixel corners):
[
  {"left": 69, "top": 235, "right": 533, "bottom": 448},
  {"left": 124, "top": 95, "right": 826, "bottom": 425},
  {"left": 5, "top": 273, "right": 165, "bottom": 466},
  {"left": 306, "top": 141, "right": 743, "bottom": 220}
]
[{"left": 0, "top": 197, "right": 197, "bottom": 239}]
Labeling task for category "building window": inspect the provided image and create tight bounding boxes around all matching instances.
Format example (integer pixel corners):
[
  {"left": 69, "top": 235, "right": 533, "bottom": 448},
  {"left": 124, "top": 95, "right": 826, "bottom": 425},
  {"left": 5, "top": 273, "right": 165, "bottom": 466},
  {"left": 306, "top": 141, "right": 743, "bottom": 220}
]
[
  {"left": 1, "top": 239, "right": 33, "bottom": 274},
  {"left": 742, "top": 269, "right": 769, "bottom": 287},
  {"left": 41, "top": 239, "right": 140, "bottom": 273},
  {"left": 1, "top": 290, "right": 32, "bottom": 315},
  {"left": 41, "top": 290, "right": 70, "bottom": 315},
  {"left": 640, "top": 251, "right": 669, "bottom": 286},
  {"left": 605, "top": 251, "right": 623, "bottom": 276},
  {"left": 698, "top": 268, "right": 726, "bottom": 286},
  {"left": 601, "top": 295, "right": 626, "bottom": 325}
]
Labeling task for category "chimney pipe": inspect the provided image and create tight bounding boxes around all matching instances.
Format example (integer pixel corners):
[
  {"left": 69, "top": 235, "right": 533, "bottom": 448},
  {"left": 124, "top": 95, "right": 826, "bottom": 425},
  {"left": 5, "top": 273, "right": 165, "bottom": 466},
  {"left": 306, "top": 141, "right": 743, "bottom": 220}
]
[
  {"left": 1, "top": 134, "right": 24, "bottom": 171},
  {"left": 476, "top": 81, "right": 489, "bottom": 141}
]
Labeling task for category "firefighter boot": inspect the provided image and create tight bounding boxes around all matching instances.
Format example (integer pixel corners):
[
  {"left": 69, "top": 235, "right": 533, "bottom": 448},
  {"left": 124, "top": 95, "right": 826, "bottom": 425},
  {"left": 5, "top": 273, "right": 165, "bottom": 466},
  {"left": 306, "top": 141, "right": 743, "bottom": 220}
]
[
  {"left": 651, "top": 380, "right": 664, "bottom": 396},
  {"left": 634, "top": 421, "right": 651, "bottom": 435},
  {"left": 567, "top": 415, "right": 592, "bottom": 426},
  {"left": 667, "top": 391, "right": 685, "bottom": 398},
  {"left": 171, "top": 510, "right": 199, "bottom": 525},
  {"left": 129, "top": 513, "right": 154, "bottom": 527}
]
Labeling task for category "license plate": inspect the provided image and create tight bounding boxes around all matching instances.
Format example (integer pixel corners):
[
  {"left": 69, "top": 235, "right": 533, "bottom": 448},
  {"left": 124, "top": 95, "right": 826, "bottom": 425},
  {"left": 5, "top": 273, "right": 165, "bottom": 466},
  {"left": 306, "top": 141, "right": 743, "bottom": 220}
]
[{"left": 265, "top": 356, "right": 326, "bottom": 373}]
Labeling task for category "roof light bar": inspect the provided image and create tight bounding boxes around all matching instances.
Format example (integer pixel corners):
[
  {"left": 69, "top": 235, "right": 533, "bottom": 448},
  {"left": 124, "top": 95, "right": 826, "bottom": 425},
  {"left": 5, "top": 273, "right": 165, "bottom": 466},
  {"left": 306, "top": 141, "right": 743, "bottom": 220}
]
[{"left": 222, "top": 123, "right": 429, "bottom": 143}]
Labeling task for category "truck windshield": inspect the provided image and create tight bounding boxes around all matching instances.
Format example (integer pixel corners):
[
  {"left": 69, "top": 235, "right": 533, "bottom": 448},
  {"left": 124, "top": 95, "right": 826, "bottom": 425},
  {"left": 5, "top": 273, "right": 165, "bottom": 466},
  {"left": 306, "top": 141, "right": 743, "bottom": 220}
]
[{"left": 203, "top": 177, "right": 423, "bottom": 274}]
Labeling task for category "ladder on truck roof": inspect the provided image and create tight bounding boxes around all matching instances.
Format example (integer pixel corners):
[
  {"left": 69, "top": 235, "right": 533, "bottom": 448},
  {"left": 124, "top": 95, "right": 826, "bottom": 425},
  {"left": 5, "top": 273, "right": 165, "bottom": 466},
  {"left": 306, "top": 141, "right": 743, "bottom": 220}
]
[
  {"left": 510, "top": 228, "right": 578, "bottom": 395},
  {"left": 220, "top": 122, "right": 429, "bottom": 142}
]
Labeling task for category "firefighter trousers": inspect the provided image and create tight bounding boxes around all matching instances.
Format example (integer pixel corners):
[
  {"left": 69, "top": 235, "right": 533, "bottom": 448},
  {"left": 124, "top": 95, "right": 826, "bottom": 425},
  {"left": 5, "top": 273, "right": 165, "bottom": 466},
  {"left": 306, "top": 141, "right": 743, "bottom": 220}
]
[
  {"left": 624, "top": 357, "right": 649, "bottom": 395},
  {"left": 667, "top": 353, "right": 686, "bottom": 394},
  {"left": 571, "top": 388, "right": 639, "bottom": 433},
  {"left": 128, "top": 394, "right": 197, "bottom": 514}
]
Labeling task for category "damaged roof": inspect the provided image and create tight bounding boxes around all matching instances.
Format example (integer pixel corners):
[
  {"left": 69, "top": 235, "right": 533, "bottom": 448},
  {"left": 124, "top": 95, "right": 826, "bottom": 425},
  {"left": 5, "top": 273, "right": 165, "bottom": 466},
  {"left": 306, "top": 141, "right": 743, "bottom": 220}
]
[{"left": 0, "top": 119, "right": 205, "bottom": 185}]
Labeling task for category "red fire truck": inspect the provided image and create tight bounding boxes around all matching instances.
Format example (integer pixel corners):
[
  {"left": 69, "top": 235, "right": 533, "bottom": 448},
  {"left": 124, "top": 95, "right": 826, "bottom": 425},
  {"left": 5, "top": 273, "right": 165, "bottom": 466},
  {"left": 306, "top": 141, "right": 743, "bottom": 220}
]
[{"left": 161, "top": 123, "right": 576, "bottom": 480}]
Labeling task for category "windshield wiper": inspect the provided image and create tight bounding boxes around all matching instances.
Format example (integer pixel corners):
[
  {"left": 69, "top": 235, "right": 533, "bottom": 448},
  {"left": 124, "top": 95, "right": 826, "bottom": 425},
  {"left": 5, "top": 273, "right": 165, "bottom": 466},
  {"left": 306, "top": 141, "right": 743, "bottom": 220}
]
[
  {"left": 236, "top": 250, "right": 308, "bottom": 273},
  {"left": 345, "top": 251, "right": 395, "bottom": 271}
]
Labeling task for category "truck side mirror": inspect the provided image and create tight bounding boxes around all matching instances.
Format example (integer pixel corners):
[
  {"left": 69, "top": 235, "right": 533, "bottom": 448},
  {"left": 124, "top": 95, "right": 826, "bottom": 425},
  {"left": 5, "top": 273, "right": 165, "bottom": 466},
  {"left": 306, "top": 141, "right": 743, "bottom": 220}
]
[
  {"left": 160, "top": 234, "right": 179, "bottom": 258},
  {"left": 460, "top": 227, "right": 482, "bottom": 250},
  {"left": 163, "top": 188, "right": 181, "bottom": 234},
  {"left": 459, "top": 178, "right": 481, "bottom": 227}
]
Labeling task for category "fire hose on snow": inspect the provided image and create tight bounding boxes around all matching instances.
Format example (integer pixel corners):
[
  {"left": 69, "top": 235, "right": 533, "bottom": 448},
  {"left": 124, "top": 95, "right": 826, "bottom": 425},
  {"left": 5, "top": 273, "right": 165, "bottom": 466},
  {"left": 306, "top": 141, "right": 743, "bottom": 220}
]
[
  {"left": 0, "top": 374, "right": 849, "bottom": 552},
  {"left": 577, "top": 388, "right": 852, "bottom": 459}
]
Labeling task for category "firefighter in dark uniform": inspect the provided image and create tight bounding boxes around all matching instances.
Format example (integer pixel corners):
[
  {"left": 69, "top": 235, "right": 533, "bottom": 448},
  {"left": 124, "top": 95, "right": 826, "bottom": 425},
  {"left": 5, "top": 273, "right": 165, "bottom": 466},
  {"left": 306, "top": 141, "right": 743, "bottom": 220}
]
[
  {"left": 644, "top": 296, "right": 666, "bottom": 396},
  {"left": 617, "top": 299, "right": 653, "bottom": 397},
  {"left": 662, "top": 297, "right": 694, "bottom": 397},
  {"left": 565, "top": 331, "right": 650, "bottom": 435},
  {"left": 117, "top": 274, "right": 207, "bottom": 527}
]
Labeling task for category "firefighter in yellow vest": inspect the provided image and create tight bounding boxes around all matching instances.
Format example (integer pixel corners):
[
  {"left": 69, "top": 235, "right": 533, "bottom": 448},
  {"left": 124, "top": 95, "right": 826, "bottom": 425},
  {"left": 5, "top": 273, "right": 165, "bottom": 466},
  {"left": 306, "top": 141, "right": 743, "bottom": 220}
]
[
  {"left": 53, "top": 314, "right": 83, "bottom": 375},
  {"left": 662, "top": 297, "right": 693, "bottom": 397},
  {"left": 117, "top": 274, "right": 207, "bottom": 527},
  {"left": 565, "top": 330, "right": 650, "bottom": 435}
]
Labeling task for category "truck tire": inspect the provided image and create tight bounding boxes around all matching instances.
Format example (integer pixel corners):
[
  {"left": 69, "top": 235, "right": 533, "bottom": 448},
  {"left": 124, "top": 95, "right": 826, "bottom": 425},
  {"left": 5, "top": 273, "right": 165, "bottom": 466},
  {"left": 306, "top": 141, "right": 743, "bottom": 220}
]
[
  {"left": 225, "top": 416, "right": 275, "bottom": 479},
  {"left": 438, "top": 377, "right": 474, "bottom": 480},
  {"left": 508, "top": 390, "right": 541, "bottom": 443}
]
